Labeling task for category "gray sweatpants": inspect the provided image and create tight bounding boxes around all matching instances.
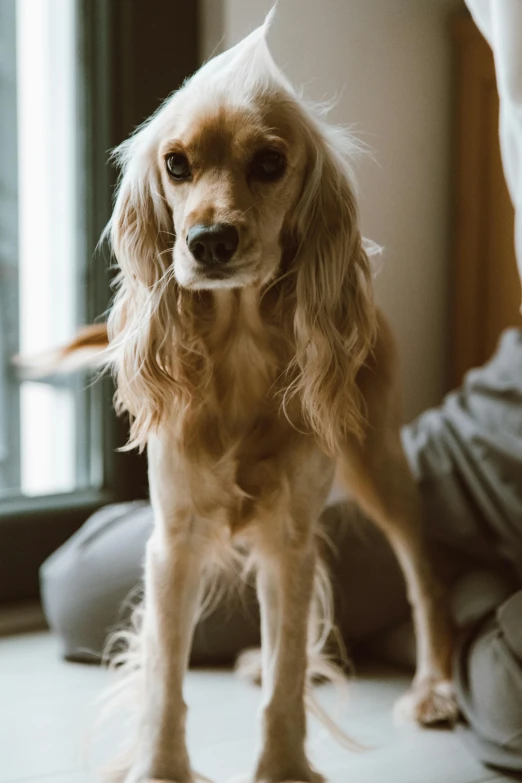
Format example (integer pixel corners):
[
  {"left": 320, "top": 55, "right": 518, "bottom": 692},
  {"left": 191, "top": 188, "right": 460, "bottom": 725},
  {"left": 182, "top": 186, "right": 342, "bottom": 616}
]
[
  {"left": 324, "top": 505, "right": 522, "bottom": 774},
  {"left": 41, "top": 329, "right": 522, "bottom": 773}
]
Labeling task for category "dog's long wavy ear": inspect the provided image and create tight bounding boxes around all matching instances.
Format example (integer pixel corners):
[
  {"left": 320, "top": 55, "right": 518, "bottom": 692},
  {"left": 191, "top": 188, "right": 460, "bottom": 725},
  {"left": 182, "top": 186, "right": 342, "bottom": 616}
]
[
  {"left": 110, "top": 141, "right": 172, "bottom": 289},
  {"left": 107, "top": 139, "right": 183, "bottom": 451},
  {"left": 289, "top": 127, "right": 377, "bottom": 455}
]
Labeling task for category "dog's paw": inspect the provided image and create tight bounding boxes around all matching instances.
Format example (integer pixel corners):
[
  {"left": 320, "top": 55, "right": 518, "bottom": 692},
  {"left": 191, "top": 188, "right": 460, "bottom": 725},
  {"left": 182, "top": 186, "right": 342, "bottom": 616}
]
[
  {"left": 120, "top": 760, "right": 200, "bottom": 783},
  {"left": 125, "top": 778, "right": 194, "bottom": 783},
  {"left": 235, "top": 647, "right": 263, "bottom": 686},
  {"left": 229, "top": 777, "right": 324, "bottom": 783},
  {"left": 393, "top": 679, "right": 459, "bottom": 727},
  {"left": 122, "top": 773, "right": 196, "bottom": 783},
  {"left": 229, "top": 769, "right": 324, "bottom": 783}
]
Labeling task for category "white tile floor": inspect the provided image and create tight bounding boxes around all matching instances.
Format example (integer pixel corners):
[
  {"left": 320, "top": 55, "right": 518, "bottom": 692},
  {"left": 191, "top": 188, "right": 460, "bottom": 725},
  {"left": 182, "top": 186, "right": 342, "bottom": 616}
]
[{"left": 0, "top": 631, "right": 516, "bottom": 783}]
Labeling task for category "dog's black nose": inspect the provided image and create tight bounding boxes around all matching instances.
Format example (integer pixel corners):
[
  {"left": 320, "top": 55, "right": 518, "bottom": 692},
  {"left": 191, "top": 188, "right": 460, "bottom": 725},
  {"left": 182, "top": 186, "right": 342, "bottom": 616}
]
[{"left": 186, "top": 223, "right": 239, "bottom": 265}]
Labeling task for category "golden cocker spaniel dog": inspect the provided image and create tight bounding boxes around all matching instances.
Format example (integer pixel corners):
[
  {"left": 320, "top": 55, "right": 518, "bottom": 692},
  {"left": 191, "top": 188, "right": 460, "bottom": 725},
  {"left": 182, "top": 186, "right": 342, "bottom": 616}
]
[{"left": 50, "top": 13, "right": 458, "bottom": 783}]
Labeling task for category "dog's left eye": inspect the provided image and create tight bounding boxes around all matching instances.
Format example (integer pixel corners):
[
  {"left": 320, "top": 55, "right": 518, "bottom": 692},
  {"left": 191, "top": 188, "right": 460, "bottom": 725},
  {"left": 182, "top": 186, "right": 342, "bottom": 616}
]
[
  {"left": 166, "top": 152, "right": 191, "bottom": 180},
  {"left": 250, "top": 149, "right": 286, "bottom": 182}
]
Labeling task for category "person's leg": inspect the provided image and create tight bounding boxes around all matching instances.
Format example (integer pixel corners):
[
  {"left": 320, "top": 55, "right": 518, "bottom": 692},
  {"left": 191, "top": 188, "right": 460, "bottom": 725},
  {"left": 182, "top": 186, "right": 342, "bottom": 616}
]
[
  {"left": 357, "top": 565, "right": 522, "bottom": 773},
  {"left": 455, "top": 589, "right": 522, "bottom": 773}
]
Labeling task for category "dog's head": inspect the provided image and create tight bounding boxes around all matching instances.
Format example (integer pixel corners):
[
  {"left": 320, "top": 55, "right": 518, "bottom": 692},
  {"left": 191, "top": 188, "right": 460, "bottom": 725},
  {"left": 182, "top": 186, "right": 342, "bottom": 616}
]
[
  {"left": 156, "top": 99, "right": 303, "bottom": 292},
  {"left": 110, "top": 12, "right": 377, "bottom": 451}
]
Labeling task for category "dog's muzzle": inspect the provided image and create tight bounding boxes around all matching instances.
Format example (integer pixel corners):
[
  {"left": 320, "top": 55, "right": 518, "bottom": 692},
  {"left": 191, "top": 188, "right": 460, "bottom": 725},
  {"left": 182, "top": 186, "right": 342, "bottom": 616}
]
[{"left": 186, "top": 223, "right": 239, "bottom": 266}]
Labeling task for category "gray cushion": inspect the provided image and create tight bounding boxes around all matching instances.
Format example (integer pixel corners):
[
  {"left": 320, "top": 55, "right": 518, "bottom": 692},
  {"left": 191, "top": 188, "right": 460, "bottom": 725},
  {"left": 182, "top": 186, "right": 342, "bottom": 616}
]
[
  {"left": 40, "top": 501, "right": 152, "bottom": 661},
  {"left": 40, "top": 500, "right": 261, "bottom": 663},
  {"left": 41, "top": 328, "right": 522, "bottom": 664}
]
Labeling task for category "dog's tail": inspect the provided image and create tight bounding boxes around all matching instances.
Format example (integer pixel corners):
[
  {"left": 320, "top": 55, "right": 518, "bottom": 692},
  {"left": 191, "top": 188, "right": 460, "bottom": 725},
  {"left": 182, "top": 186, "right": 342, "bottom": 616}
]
[{"left": 13, "top": 323, "right": 109, "bottom": 378}]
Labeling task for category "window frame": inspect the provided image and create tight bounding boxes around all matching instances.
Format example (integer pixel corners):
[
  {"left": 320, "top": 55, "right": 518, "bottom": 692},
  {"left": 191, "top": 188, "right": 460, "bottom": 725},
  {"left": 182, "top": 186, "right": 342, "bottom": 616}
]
[{"left": 0, "top": 0, "right": 199, "bottom": 604}]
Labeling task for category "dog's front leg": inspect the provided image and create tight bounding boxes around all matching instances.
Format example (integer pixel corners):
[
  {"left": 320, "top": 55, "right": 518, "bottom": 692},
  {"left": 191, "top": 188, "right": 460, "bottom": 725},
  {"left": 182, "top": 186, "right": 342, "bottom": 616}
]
[
  {"left": 125, "top": 526, "right": 204, "bottom": 783},
  {"left": 253, "top": 535, "right": 322, "bottom": 783},
  {"left": 124, "top": 440, "right": 209, "bottom": 783}
]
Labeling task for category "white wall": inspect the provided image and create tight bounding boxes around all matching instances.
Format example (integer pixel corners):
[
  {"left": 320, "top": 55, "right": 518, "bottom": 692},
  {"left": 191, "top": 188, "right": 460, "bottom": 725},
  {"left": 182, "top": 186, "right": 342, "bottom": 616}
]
[{"left": 201, "top": 0, "right": 463, "bottom": 421}]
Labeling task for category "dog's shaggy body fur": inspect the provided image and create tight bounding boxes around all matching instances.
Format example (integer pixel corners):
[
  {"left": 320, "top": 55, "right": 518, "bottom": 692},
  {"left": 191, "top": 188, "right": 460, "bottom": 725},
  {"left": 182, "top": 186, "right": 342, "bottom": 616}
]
[{"left": 62, "top": 16, "right": 458, "bottom": 783}]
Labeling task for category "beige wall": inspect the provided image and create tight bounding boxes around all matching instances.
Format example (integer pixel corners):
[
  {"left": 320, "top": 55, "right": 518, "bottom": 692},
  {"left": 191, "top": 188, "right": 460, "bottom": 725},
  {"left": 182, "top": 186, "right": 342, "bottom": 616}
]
[{"left": 201, "top": 0, "right": 463, "bottom": 421}]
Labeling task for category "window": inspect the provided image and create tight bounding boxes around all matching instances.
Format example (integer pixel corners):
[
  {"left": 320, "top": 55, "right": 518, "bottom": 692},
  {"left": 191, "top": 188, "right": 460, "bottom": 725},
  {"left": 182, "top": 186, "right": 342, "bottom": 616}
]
[
  {"left": 1, "top": 0, "right": 102, "bottom": 501},
  {"left": 0, "top": 0, "right": 198, "bottom": 603}
]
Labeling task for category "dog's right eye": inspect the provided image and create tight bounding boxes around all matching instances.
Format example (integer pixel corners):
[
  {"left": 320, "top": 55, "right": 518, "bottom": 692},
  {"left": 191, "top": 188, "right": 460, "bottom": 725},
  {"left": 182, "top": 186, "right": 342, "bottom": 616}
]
[
  {"left": 250, "top": 148, "right": 286, "bottom": 182},
  {"left": 166, "top": 153, "right": 191, "bottom": 181}
]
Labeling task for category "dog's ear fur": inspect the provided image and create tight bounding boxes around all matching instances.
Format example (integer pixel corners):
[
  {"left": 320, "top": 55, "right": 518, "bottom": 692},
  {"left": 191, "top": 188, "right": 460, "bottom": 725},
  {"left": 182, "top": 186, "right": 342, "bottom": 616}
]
[
  {"left": 288, "top": 125, "right": 377, "bottom": 454},
  {"left": 107, "top": 140, "right": 195, "bottom": 450},
  {"left": 111, "top": 149, "right": 172, "bottom": 289}
]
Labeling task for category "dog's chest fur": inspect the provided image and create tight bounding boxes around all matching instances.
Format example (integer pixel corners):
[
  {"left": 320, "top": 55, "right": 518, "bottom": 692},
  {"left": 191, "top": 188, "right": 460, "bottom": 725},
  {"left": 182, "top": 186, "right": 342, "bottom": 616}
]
[
  {"left": 205, "top": 289, "right": 281, "bottom": 433},
  {"left": 190, "top": 288, "right": 303, "bottom": 529}
]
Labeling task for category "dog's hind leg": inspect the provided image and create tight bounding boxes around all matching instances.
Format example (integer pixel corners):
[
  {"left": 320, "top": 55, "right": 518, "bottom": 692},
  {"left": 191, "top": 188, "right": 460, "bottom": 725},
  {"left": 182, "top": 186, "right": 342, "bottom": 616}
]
[
  {"left": 339, "top": 431, "right": 458, "bottom": 725},
  {"left": 338, "top": 319, "right": 458, "bottom": 726}
]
